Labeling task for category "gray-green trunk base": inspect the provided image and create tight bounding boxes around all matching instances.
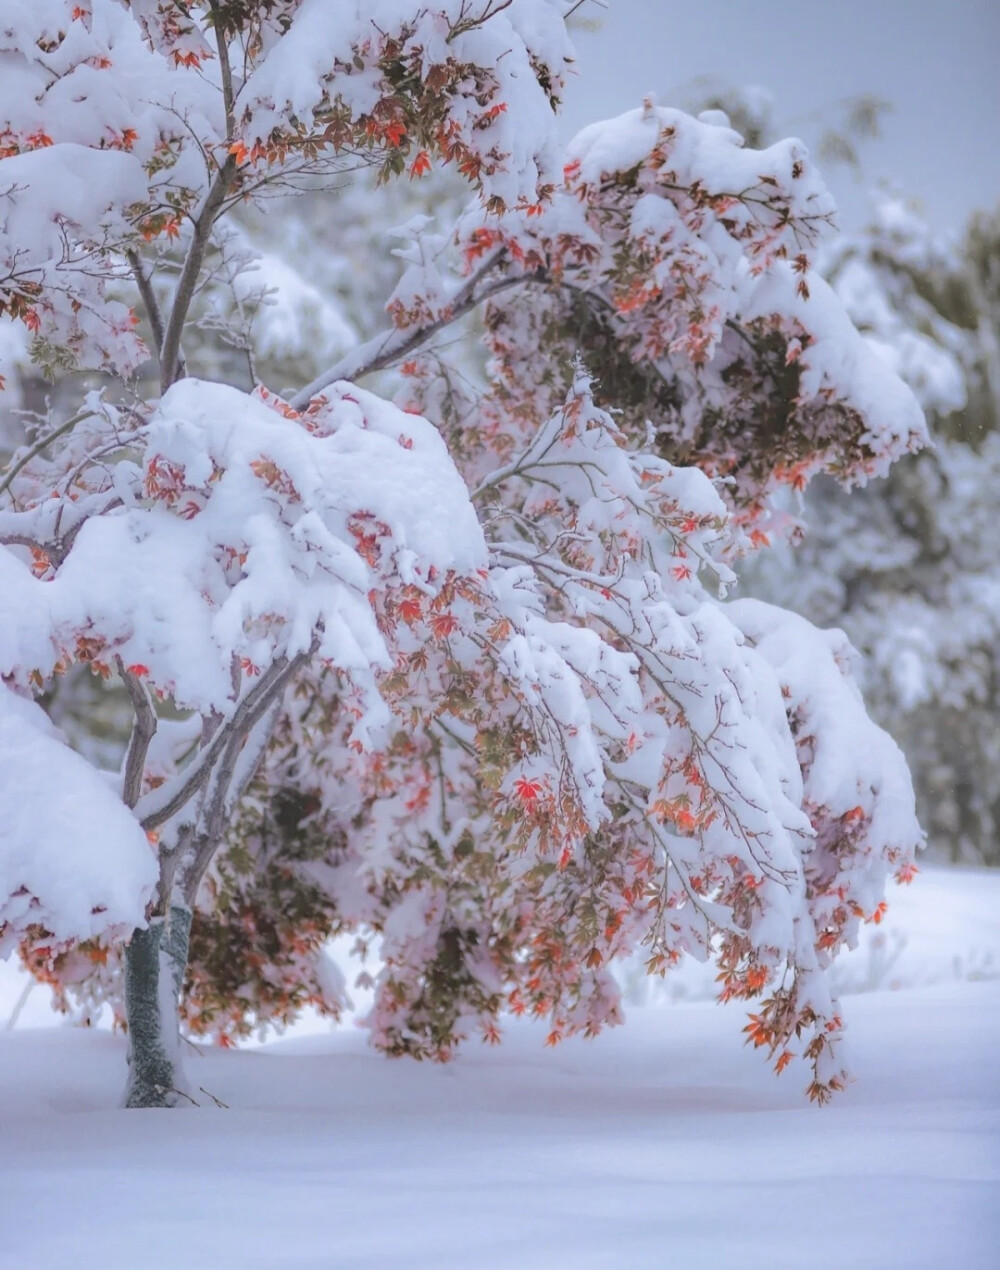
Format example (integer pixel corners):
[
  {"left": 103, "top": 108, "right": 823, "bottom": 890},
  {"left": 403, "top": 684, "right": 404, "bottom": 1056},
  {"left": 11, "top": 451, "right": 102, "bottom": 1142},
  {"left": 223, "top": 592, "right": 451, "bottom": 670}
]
[{"left": 122, "top": 906, "right": 192, "bottom": 1109}]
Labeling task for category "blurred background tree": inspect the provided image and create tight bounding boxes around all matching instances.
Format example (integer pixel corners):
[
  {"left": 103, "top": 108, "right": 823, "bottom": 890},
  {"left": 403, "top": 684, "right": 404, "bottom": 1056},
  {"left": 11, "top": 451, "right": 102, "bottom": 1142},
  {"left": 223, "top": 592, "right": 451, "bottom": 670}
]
[{"left": 748, "top": 198, "right": 1000, "bottom": 865}]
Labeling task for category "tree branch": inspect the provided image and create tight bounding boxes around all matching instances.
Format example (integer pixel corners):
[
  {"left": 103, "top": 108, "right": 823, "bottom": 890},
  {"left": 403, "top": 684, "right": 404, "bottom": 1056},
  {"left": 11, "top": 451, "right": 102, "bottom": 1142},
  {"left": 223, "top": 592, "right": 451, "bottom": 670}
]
[
  {"left": 126, "top": 250, "right": 167, "bottom": 368},
  {"left": 0, "top": 408, "right": 94, "bottom": 501},
  {"left": 137, "top": 637, "right": 317, "bottom": 831},
  {"left": 159, "top": 155, "right": 237, "bottom": 394},
  {"left": 289, "top": 254, "right": 523, "bottom": 409},
  {"left": 288, "top": 255, "right": 690, "bottom": 416},
  {"left": 176, "top": 697, "right": 281, "bottom": 907},
  {"left": 208, "top": 1, "right": 237, "bottom": 142},
  {"left": 117, "top": 657, "right": 158, "bottom": 810}
]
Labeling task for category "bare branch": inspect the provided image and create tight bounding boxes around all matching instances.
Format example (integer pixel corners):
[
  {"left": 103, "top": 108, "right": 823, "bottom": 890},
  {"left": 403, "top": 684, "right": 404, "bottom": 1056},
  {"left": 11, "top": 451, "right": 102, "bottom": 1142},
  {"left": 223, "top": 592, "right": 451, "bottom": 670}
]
[
  {"left": 126, "top": 250, "right": 167, "bottom": 367},
  {"left": 117, "top": 657, "right": 158, "bottom": 809},
  {"left": 447, "top": 0, "right": 513, "bottom": 41},
  {"left": 207, "top": 1, "right": 237, "bottom": 142},
  {"left": 137, "top": 655, "right": 287, "bottom": 830},
  {"left": 159, "top": 155, "right": 237, "bottom": 394}
]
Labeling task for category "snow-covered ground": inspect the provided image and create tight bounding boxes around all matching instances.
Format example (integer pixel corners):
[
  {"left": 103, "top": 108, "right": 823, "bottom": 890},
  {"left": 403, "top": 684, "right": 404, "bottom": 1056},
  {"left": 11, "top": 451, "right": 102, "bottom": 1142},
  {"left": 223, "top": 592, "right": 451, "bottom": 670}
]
[{"left": 2, "top": 867, "right": 998, "bottom": 1269}]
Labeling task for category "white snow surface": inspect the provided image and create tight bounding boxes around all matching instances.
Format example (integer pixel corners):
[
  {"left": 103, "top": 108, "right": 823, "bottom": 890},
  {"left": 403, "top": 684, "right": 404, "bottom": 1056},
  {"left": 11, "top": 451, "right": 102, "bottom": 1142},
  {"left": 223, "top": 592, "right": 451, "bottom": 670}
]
[{"left": 0, "top": 868, "right": 997, "bottom": 1267}]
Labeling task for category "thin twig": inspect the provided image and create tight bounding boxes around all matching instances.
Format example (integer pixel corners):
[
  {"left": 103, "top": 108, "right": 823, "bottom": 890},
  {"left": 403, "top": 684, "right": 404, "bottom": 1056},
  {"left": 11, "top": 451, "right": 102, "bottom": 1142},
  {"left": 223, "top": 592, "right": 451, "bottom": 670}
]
[
  {"left": 159, "top": 1085, "right": 200, "bottom": 1107},
  {"left": 199, "top": 1085, "right": 230, "bottom": 1109},
  {"left": 0, "top": 408, "right": 94, "bottom": 500},
  {"left": 5, "top": 977, "right": 34, "bottom": 1031}
]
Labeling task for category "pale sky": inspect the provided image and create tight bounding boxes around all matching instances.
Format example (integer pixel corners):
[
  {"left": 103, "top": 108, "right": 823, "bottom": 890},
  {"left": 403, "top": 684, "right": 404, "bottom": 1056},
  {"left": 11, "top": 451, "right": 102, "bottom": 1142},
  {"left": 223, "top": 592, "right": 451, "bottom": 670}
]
[{"left": 562, "top": 0, "right": 999, "bottom": 233}]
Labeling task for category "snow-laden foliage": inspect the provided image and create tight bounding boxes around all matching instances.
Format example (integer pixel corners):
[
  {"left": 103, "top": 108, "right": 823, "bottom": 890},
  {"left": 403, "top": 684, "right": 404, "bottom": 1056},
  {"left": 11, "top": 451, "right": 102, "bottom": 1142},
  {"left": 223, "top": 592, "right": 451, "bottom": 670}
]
[
  {"left": 0, "top": 0, "right": 218, "bottom": 373},
  {"left": 1, "top": 372, "right": 490, "bottom": 936},
  {"left": 427, "top": 103, "right": 926, "bottom": 546},
  {"left": 0, "top": 0, "right": 570, "bottom": 383},
  {"left": 1, "top": 2, "right": 925, "bottom": 1102},
  {"left": 747, "top": 194, "right": 1000, "bottom": 865},
  {"left": 176, "top": 373, "right": 918, "bottom": 1100},
  {"left": 2, "top": 377, "right": 484, "bottom": 703}
]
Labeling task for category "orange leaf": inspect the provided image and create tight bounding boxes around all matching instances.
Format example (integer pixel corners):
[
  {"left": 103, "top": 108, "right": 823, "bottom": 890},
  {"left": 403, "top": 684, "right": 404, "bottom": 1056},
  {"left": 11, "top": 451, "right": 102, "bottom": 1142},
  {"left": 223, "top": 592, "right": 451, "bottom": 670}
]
[
  {"left": 409, "top": 149, "right": 431, "bottom": 178},
  {"left": 430, "top": 613, "right": 459, "bottom": 640},
  {"left": 513, "top": 777, "right": 543, "bottom": 807},
  {"left": 895, "top": 861, "right": 919, "bottom": 885}
]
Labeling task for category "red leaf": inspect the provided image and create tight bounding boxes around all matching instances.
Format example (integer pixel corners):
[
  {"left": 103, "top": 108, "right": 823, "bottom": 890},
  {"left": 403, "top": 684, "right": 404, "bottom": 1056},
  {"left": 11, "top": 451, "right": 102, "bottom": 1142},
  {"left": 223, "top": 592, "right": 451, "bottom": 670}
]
[{"left": 513, "top": 777, "right": 543, "bottom": 807}]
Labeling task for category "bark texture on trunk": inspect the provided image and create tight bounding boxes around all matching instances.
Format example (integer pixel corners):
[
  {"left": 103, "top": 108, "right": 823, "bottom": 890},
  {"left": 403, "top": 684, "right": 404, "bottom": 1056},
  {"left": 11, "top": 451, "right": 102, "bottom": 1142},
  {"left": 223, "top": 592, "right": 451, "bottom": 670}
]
[{"left": 122, "top": 905, "right": 192, "bottom": 1109}]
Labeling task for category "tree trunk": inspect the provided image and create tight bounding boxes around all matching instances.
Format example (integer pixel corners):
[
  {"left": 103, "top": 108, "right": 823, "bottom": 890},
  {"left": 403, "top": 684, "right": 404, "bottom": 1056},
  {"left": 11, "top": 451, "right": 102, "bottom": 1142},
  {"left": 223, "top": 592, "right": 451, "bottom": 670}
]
[{"left": 122, "top": 905, "right": 192, "bottom": 1109}]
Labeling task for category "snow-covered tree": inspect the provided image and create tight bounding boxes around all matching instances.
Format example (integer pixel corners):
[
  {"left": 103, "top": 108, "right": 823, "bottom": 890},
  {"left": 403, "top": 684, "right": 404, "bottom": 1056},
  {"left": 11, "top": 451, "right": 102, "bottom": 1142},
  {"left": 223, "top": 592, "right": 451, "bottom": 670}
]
[{"left": 2, "top": 2, "right": 924, "bottom": 1107}]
